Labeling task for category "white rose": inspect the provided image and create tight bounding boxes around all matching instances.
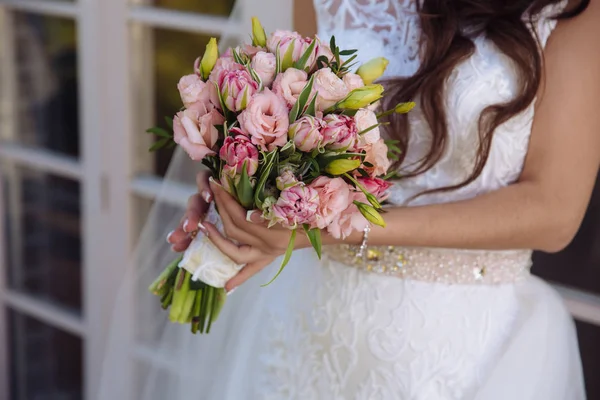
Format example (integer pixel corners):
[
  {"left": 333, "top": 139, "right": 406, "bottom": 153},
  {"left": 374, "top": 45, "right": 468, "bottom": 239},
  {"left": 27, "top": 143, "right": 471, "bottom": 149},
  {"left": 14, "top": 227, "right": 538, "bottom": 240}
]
[
  {"left": 354, "top": 108, "right": 381, "bottom": 147},
  {"left": 313, "top": 68, "right": 350, "bottom": 111}
]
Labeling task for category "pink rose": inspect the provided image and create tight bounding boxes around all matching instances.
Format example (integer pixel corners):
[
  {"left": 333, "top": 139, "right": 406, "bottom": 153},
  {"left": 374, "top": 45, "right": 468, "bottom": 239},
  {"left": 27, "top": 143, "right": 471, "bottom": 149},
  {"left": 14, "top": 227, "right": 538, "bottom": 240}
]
[
  {"left": 363, "top": 138, "right": 391, "bottom": 177},
  {"left": 238, "top": 88, "right": 290, "bottom": 151},
  {"left": 272, "top": 68, "right": 309, "bottom": 108},
  {"left": 313, "top": 68, "right": 350, "bottom": 111},
  {"left": 271, "top": 184, "right": 320, "bottom": 229},
  {"left": 267, "top": 30, "right": 311, "bottom": 62},
  {"left": 219, "top": 130, "right": 260, "bottom": 176},
  {"left": 177, "top": 74, "right": 214, "bottom": 109},
  {"left": 310, "top": 176, "right": 352, "bottom": 229},
  {"left": 217, "top": 68, "right": 260, "bottom": 112},
  {"left": 321, "top": 114, "right": 358, "bottom": 150},
  {"left": 327, "top": 191, "right": 369, "bottom": 239},
  {"left": 173, "top": 103, "right": 225, "bottom": 161},
  {"left": 251, "top": 51, "right": 277, "bottom": 87},
  {"left": 354, "top": 108, "right": 381, "bottom": 148},
  {"left": 276, "top": 169, "right": 299, "bottom": 191},
  {"left": 357, "top": 177, "right": 392, "bottom": 201},
  {"left": 343, "top": 73, "right": 365, "bottom": 91},
  {"left": 289, "top": 115, "right": 324, "bottom": 152}
]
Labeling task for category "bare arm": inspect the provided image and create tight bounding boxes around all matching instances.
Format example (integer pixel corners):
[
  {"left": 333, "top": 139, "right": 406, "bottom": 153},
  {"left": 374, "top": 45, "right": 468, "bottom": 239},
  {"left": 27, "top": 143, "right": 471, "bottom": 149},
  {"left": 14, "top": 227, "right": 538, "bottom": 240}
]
[{"left": 328, "top": 2, "right": 600, "bottom": 253}]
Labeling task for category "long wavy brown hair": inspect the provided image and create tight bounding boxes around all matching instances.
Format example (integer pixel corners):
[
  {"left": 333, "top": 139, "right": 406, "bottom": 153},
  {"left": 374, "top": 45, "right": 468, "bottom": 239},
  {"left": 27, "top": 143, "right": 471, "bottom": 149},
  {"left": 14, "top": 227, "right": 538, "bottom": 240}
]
[{"left": 383, "top": 0, "right": 589, "bottom": 198}]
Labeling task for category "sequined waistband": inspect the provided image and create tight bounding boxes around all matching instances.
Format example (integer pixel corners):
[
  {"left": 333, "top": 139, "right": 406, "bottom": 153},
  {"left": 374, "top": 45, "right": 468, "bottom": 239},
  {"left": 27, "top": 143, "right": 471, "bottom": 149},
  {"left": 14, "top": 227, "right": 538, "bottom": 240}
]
[{"left": 323, "top": 245, "right": 532, "bottom": 285}]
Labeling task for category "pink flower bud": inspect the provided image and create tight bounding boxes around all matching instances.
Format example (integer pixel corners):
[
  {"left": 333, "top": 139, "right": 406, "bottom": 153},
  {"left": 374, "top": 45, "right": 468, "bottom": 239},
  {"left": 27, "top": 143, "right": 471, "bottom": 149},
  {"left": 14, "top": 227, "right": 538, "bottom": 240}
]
[
  {"left": 217, "top": 67, "right": 259, "bottom": 112},
  {"left": 288, "top": 115, "right": 324, "bottom": 152},
  {"left": 270, "top": 184, "right": 320, "bottom": 229},
  {"left": 321, "top": 114, "right": 358, "bottom": 151},
  {"left": 357, "top": 176, "right": 392, "bottom": 201},
  {"left": 219, "top": 129, "right": 260, "bottom": 176}
]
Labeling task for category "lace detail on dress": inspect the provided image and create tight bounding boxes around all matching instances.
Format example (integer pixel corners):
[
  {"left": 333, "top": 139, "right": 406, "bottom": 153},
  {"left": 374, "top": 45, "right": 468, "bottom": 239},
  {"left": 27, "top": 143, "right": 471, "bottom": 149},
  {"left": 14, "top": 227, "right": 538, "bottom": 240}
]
[
  {"left": 315, "top": 0, "right": 421, "bottom": 77},
  {"left": 257, "top": 259, "right": 521, "bottom": 399}
]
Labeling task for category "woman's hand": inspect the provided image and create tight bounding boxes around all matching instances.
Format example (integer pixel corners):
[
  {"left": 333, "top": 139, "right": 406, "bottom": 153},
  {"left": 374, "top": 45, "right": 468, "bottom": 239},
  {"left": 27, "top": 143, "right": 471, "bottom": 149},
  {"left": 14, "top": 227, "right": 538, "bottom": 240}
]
[
  {"left": 166, "top": 170, "right": 214, "bottom": 252},
  {"left": 202, "top": 177, "right": 308, "bottom": 292}
]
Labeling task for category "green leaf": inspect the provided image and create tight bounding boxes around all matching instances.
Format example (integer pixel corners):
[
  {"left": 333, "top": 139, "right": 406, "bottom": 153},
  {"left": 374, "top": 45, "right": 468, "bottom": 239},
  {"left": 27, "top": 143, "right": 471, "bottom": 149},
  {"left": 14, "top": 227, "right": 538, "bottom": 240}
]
[
  {"left": 261, "top": 229, "right": 297, "bottom": 287},
  {"left": 254, "top": 151, "right": 278, "bottom": 208},
  {"left": 281, "top": 39, "right": 296, "bottom": 71},
  {"left": 316, "top": 55, "right": 330, "bottom": 69},
  {"left": 146, "top": 127, "right": 171, "bottom": 138},
  {"left": 303, "top": 224, "right": 322, "bottom": 259},
  {"left": 357, "top": 122, "right": 384, "bottom": 137},
  {"left": 236, "top": 160, "right": 255, "bottom": 209},
  {"left": 213, "top": 81, "right": 229, "bottom": 116},
  {"left": 247, "top": 64, "right": 264, "bottom": 90},
  {"left": 339, "top": 49, "right": 357, "bottom": 56},
  {"left": 330, "top": 36, "right": 336, "bottom": 53},
  {"left": 232, "top": 48, "right": 246, "bottom": 65},
  {"left": 275, "top": 43, "right": 282, "bottom": 75},
  {"left": 304, "top": 90, "right": 318, "bottom": 117},
  {"left": 289, "top": 74, "right": 315, "bottom": 123},
  {"left": 164, "top": 116, "right": 174, "bottom": 129},
  {"left": 204, "top": 286, "right": 215, "bottom": 334},
  {"left": 149, "top": 137, "right": 171, "bottom": 152},
  {"left": 294, "top": 39, "right": 317, "bottom": 71}
]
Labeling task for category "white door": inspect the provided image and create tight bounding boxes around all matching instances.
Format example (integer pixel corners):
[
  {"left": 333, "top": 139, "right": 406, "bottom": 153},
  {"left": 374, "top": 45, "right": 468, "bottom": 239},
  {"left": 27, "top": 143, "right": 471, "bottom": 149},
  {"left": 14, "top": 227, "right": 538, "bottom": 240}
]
[{"left": 0, "top": 1, "right": 291, "bottom": 399}]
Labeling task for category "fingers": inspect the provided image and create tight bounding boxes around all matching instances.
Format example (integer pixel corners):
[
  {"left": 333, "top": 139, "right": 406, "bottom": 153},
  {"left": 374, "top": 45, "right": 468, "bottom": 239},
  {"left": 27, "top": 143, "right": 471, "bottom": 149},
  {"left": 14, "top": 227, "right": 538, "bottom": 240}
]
[
  {"left": 203, "top": 222, "right": 263, "bottom": 265},
  {"left": 225, "top": 259, "right": 272, "bottom": 292},
  {"left": 196, "top": 170, "right": 213, "bottom": 204},
  {"left": 171, "top": 237, "right": 192, "bottom": 252},
  {"left": 184, "top": 193, "right": 208, "bottom": 233}
]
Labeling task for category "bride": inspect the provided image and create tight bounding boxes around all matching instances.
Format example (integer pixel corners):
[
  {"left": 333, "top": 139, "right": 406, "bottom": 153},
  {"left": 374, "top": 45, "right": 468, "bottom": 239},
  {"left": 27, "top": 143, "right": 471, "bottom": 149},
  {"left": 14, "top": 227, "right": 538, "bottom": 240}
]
[{"left": 103, "top": 0, "right": 598, "bottom": 399}]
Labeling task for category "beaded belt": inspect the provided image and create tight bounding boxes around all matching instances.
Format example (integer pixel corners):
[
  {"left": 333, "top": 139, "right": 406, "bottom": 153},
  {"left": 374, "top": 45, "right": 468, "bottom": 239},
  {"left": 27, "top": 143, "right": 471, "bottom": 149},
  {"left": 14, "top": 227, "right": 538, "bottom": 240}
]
[{"left": 323, "top": 244, "right": 532, "bottom": 285}]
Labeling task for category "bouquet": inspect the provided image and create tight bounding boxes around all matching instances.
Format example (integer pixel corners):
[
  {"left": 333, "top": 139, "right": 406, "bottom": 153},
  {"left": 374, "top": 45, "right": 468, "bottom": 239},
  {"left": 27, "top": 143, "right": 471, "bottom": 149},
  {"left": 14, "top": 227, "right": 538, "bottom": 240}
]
[{"left": 147, "top": 18, "right": 414, "bottom": 334}]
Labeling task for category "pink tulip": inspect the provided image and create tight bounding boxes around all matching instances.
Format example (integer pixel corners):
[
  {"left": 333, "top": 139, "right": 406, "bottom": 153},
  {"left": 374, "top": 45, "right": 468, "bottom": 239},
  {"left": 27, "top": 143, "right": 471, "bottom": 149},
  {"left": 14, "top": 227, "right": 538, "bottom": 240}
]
[
  {"left": 238, "top": 88, "right": 290, "bottom": 152},
  {"left": 289, "top": 115, "right": 324, "bottom": 152},
  {"left": 270, "top": 184, "right": 320, "bottom": 229},
  {"left": 357, "top": 177, "right": 392, "bottom": 201},
  {"left": 219, "top": 129, "right": 260, "bottom": 176},
  {"left": 276, "top": 170, "right": 299, "bottom": 191},
  {"left": 267, "top": 30, "right": 312, "bottom": 63},
  {"left": 217, "top": 68, "right": 260, "bottom": 112},
  {"left": 321, "top": 114, "right": 358, "bottom": 151},
  {"left": 207, "top": 56, "right": 242, "bottom": 84}
]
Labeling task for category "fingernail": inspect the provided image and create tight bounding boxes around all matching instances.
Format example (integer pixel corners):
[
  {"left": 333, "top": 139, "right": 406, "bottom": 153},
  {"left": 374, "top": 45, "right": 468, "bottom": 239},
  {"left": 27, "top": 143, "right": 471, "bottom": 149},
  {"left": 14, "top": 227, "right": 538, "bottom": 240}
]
[
  {"left": 170, "top": 244, "right": 177, "bottom": 252},
  {"left": 166, "top": 230, "right": 175, "bottom": 243},
  {"left": 202, "top": 190, "right": 212, "bottom": 203},
  {"left": 183, "top": 219, "right": 190, "bottom": 232},
  {"left": 246, "top": 210, "right": 254, "bottom": 222},
  {"left": 227, "top": 287, "right": 237, "bottom": 296},
  {"left": 198, "top": 222, "right": 209, "bottom": 236}
]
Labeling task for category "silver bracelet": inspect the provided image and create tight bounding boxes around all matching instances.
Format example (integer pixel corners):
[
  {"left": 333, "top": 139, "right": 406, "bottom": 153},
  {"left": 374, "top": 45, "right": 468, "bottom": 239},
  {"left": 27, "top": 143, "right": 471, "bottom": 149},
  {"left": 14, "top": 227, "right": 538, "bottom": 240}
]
[{"left": 355, "top": 225, "right": 371, "bottom": 259}]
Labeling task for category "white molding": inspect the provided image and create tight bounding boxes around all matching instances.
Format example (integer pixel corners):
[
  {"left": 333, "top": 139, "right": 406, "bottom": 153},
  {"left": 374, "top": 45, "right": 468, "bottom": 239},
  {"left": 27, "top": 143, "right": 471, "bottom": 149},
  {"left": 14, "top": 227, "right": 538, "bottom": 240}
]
[
  {"left": 0, "top": 0, "right": 78, "bottom": 18},
  {"left": 2, "top": 291, "right": 85, "bottom": 336},
  {"left": 131, "top": 175, "right": 194, "bottom": 208},
  {"left": 554, "top": 284, "right": 600, "bottom": 326},
  {"left": 129, "top": 6, "right": 244, "bottom": 37},
  {"left": 0, "top": 144, "right": 82, "bottom": 180}
]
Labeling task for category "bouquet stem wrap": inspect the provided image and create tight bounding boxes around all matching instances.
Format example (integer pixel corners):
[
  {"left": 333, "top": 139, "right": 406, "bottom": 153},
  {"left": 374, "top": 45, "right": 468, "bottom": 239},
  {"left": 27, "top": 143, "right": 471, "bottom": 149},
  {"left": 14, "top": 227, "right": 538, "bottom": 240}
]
[{"left": 178, "top": 203, "right": 245, "bottom": 288}]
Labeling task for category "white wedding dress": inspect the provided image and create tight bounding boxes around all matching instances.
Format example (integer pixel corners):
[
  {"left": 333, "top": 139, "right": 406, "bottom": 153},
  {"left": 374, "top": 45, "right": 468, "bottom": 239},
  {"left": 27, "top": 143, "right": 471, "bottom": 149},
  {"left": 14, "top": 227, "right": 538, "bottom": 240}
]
[{"left": 99, "top": 1, "right": 586, "bottom": 399}]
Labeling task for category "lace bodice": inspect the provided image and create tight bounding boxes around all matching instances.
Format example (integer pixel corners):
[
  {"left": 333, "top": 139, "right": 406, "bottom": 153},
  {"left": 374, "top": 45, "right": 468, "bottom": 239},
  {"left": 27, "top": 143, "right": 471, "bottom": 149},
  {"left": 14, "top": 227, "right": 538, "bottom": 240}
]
[{"left": 315, "top": 0, "right": 566, "bottom": 207}]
